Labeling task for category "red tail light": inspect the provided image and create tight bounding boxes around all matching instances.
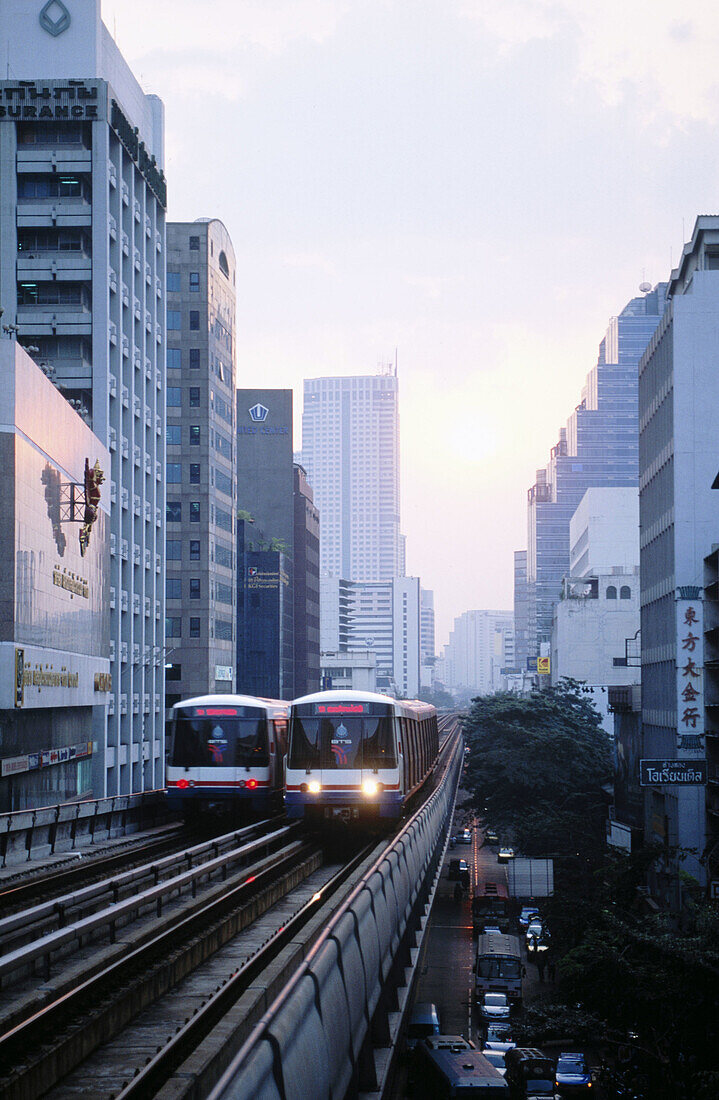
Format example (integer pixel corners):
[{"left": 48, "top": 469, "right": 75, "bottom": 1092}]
[
  {"left": 247, "top": 778, "right": 258, "bottom": 789},
  {"left": 177, "top": 779, "right": 189, "bottom": 789}
]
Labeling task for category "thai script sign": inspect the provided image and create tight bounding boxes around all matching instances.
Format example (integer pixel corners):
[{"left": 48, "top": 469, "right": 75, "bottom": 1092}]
[
  {"left": 1, "top": 741, "right": 92, "bottom": 778},
  {"left": 640, "top": 759, "right": 707, "bottom": 786}
]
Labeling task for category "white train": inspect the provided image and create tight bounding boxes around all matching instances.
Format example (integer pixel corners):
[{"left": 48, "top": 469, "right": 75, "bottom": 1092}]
[
  {"left": 284, "top": 690, "right": 439, "bottom": 824},
  {"left": 166, "top": 694, "right": 288, "bottom": 819}
]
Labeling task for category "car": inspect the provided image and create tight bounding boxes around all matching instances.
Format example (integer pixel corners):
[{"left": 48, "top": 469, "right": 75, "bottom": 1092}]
[
  {"left": 484, "top": 829, "right": 499, "bottom": 845},
  {"left": 448, "top": 857, "right": 469, "bottom": 881},
  {"left": 481, "top": 1048, "right": 508, "bottom": 1077},
  {"left": 460, "top": 827, "right": 473, "bottom": 844},
  {"left": 525, "top": 919, "right": 543, "bottom": 943},
  {"left": 555, "top": 1051, "right": 593, "bottom": 1095},
  {"left": 497, "top": 847, "right": 515, "bottom": 863},
  {"left": 479, "top": 992, "right": 511, "bottom": 1023},
  {"left": 518, "top": 906, "right": 540, "bottom": 929},
  {"left": 482, "top": 925, "right": 502, "bottom": 935},
  {"left": 405, "top": 1002, "right": 441, "bottom": 1052},
  {"left": 484, "top": 1025, "right": 516, "bottom": 1052}
]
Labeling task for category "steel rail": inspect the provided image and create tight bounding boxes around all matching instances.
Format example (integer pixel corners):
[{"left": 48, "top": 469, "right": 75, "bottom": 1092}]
[
  {"left": 0, "top": 824, "right": 296, "bottom": 985},
  {"left": 0, "top": 817, "right": 282, "bottom": 946},
  {"left": 114, "top": 839, "right": 377, "bottom": 1100},
  {"left": 0, "top": 838, "right": 318, "bottom": 1097}
]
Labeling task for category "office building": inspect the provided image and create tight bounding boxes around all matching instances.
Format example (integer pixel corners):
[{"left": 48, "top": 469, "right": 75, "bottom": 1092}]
[
  {"left": 639, "top": 218, "right": 719, "bottom": 897},
  {"left": 302, "top": 370, "right": 403, "bottom": 581},
  {"left": 526, "top": 286, "right": 666, "bottom": 662},
  {"left": 551, "top": 489, "right": 640, "bottom": 736},
  {"left": 0, "top": 0, "right": 166, "bottom": 795},
  {"left": 440, "top": 610, "right": 513, "bottom": 698},
  {"left": 420, "top": 588, "right": 436, "bottom": 690},
  {"left": 293, "top": 465, "right": 320, "bottom": 696},
  {"left": 319, "top": 575, "right": 421, "bottom": 697},
  {"left": 164, "top": 220, "right": 236, "bottom": 707},
  {"left": 513, "top": 550, "right": 530, "bottom": 676},
  {"left": 0, "top": 342, "right": 111, "bottom": 810}
]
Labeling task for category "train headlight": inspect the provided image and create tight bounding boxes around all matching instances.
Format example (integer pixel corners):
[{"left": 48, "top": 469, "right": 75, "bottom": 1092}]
[
  {"left": 362, "top": 779, "right": 380, "bottom": 796},
  {"left": 308, "top": 780, "right": 321, "bottom": 794}
]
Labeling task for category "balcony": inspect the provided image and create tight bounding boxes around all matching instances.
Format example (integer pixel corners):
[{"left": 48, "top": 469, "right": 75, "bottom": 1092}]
[
  {"left": 17, "top": 199, "right": 91, "bottom": 230},
  {"left": 17, "top": 147, "right": 92, "bottom": 174},
  {"left": 17, "top": 253, "right": 91, "bottom": 281}
]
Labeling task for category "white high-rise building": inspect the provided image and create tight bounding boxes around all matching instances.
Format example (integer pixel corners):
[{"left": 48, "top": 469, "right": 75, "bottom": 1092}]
[
  {"left": 0, "top": 0, "right": 166, "bottom": 795},
  {"left": 302, "top": 370, "right": 402, "bottom": 581},
  {"left": 441, "top": 610, "right": 513, "bottom": 697}
]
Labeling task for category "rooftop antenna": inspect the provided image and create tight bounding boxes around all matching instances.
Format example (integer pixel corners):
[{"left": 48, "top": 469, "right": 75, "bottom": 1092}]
[
  {"left": 639, "top": 268, "right": 651, "bottom": 294},
  {"left": 394, "top": 347, "right": 398, "bottom": 377}
]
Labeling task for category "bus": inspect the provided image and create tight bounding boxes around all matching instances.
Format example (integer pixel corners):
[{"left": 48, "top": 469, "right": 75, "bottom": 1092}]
[
  {"left": 475, "top": 932, "right": 524, "bottom": 1006},
  {"left": 414, "top": 1036, "right": 509, "bottom": 1098},
  {"left": 472, "top": 881, "right": 512, "bottom": 934}
]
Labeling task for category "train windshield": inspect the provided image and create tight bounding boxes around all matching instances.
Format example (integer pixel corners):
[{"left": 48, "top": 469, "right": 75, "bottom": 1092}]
[
  {"left": 288, "top": 703, "right": 396, "bottom": 770},
  {"left": 171, "top": 705, "right": 269, "bottom": 768}
]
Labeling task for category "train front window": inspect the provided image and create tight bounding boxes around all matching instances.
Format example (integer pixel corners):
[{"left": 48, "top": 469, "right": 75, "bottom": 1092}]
[
  {"left": 288, "top": 709, "right": 396, "bottom": 770},
  {"left": 172, "top": 711, "right": 269, "bottom": 768}
]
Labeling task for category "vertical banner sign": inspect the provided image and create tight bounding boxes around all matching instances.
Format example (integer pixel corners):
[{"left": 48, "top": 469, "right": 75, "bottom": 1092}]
[
  {"left": 14, "top": 648, "right": 24, "bottom": 709},
  {"left": 676, "top": 595, "right": 704, "bottom": 754}
]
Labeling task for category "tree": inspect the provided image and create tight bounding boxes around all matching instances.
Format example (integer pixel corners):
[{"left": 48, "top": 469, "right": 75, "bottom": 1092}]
[{"left": 463, "top": 678, "right": 610, "bottom": 863}]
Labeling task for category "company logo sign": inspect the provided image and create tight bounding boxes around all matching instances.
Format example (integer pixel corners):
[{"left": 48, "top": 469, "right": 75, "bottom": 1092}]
[
  {"left": 248, "top": 403, "right": 269, "bottom": 423},
  {"left": 39, "top": 0, "right": 71, "bottom": 37}
]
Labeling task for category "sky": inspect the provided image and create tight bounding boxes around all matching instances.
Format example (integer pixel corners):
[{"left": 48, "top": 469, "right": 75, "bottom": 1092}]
[{"left": 102, "top": 0, "right": 719, "bottom": 648}]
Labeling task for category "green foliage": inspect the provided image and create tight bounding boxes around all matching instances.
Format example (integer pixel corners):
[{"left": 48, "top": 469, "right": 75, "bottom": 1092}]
[{"left": 463, "top": 679, "right": 610, "bottom": 862}]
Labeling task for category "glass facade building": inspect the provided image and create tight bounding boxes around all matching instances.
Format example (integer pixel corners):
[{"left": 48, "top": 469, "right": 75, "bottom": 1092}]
[
  {"left": 0, "top": 2, "right": 166, "bottom": 795},
  {"left": 526, "top": 286, "right": 667, "bottom": 657}
]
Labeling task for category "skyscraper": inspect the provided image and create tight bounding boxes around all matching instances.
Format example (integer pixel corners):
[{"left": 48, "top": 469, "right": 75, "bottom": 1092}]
[
  {"left": 0, "top": 0, "right": 166, "bottom": 795},
  {"left": 526, "top": 286, "right": 666, "bottom": 659},
  {"left": 301, "top": 370, "right": 402, "bottom": 581},
  {"left": 638, "top": 218, "right": 719, "bottom": 897},
  {"left": 164, "top": 220, "right": 237, "bottom": 707}
]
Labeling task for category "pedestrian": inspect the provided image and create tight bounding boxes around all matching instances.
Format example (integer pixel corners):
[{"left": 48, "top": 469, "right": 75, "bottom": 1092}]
[
  {"left": 454, "top": 881, "right": 463, "bottom": 903},
  {"left": 536, "top": 954, "right": 546, "bottom": 982}
]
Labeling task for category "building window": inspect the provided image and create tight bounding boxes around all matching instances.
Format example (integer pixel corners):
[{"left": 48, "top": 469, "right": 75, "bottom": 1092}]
[
  {"left": 166, "top": 577, "right": 181, "bottom": 599},
  {"left": 189, "top": 463, "right": 201, "bottom": 483},
  {"left": 620, "top": 585, "right": 631, "bottom": 600},
  {"left": 165, "top": 663, "right": 182, "bottom": 681},
  {"left": 167, "top": 348, "right": 181, "bottom": 369},
  {"left": 189, "top": 578, "right": 201, "bottom": 599},
  {"left": 190, "top": 540, "right": 201, "bottom": 560},
  {"left": 167, "top": 310, "right": 181, "bottom": 330},
  {"left": 606, "top": 586, "right": 617, "bottom": 600},
  {"left": 189, "top": 387, "right": 200, "bottom": 407},
  {"left": 189, "top": 235, "right": 200, "bottom": 250},
  {"left": 218, "top": 250, "right": 230, "bottom": 278},
  {"left": 215, "top": 618, "right": 233, "bottom": 641},
  {"left": 166, "top": 271, "right": 181, "bottom": 293},
  {"left": 165, "top": 617, "right": 182, "bottom": 638},
  {"left": 167, "top": 500, "right": 182, "bottom": 522},
  {"left": 189, "top": 272, "right": 200, "bottom": 292},
  {"left": 190, "top": 617, "right": 201, "bottom": 638},
  {"left": 167, "top": 387, "right": 182, "bottom": 406},
  {"left": 189, "top": 424, "right": 200, "bottom": 445},
  {"left": 167, "top": 463, "right": 182, "bottom": 483},
  {"left": 189, "top": 348, "right": 200, "bottom": 369},
  {"left": 167, "top": 425, "right": 181, "bottom": 446},
  {"left": 190, "top": 502, "right": 201, "bottom": 522},
  {"left": 189, "top": 310, "right": 200, "bottom": 330},
  {"left": 166, "top": 540, "right": 182, "bottom": 560}
]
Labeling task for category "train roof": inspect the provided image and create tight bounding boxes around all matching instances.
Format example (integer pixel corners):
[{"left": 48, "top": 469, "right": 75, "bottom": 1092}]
[
  {"left": 171, "top": 694, "right": 288, "bottom": 715},
  {"left": 290, "top": 689, "right": 436, "bottom": 718}
]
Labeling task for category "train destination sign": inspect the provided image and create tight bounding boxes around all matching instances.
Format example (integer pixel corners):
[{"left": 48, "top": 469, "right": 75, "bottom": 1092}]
[{"left": 639, "top": 759, "right": 707, "bottom": 786}]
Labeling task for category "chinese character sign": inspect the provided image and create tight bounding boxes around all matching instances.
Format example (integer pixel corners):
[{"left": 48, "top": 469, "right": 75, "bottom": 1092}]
[{"left": 676, "top": 599, "right": 704, "bottom": 754}]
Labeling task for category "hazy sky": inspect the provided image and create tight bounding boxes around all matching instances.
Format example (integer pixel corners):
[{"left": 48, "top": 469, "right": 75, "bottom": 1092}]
[{"left": 102, "top": 0, "right": 719, "bottom": 646}]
